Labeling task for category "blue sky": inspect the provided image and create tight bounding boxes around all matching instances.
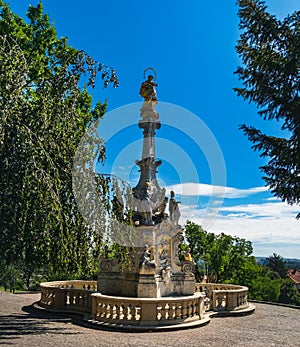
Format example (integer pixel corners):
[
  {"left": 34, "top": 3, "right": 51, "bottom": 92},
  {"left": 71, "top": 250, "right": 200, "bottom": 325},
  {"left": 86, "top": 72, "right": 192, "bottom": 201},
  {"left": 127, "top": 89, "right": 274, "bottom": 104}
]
[{"left": 8, "top": 0, "right": 300, "bottom": 258}]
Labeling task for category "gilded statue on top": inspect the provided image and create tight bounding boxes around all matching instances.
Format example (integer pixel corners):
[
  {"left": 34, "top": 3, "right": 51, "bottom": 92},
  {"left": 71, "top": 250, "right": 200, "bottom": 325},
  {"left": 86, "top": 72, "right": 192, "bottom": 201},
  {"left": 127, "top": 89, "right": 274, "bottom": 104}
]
[
  {"left": 139, "top": 67, "right": 159, "bottom": 120},
  {"left": 140, "top": 74, "right": 158, "bottom": 102}
]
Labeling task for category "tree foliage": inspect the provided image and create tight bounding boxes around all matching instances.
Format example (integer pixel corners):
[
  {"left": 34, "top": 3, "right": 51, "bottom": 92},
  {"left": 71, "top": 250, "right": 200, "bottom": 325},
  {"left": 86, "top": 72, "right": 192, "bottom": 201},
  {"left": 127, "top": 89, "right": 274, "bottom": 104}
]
[
  {"left": 235, "top": 0, "right": 300, "bottom": 218},
  {"left": 184, "top": 221, "right": 299, "bottom": 305},
  {"left": 0, "top": 1, "right": 118, "bottom": 286},
  {"left": 266, "top": 253, "right": 287, "bottom": 278},
  {"left": 184, "top": 221, "right": 253, "bottom": 282},
  {"left": 279, "top": 279, "right": 300, "bottom": 305}
]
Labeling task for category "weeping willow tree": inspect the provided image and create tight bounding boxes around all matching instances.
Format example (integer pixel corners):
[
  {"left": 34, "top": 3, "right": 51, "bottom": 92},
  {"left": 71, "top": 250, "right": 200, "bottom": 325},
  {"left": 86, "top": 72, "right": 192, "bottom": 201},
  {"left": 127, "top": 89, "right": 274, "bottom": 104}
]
[{"left": 0, "top": 1, "right": 122, "bottom": 287}]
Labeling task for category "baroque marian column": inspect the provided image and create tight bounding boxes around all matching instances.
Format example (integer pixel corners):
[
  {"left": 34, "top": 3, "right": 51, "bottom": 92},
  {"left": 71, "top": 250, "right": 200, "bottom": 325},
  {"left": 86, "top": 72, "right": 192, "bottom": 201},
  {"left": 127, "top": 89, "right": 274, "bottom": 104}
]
[
  {"left": 132, "top": 70, "right": 167, "bottom": 226},
  {"left": 98, "top": 69, "right": 195, "bottom": 298}
]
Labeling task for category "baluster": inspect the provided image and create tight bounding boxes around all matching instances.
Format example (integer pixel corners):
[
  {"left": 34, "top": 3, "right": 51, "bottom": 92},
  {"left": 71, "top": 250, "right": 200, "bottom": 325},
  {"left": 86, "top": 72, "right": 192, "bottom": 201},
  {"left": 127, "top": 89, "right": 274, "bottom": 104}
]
[
  {"left": 215, "top": 293, "right": 220, "bottom": 310},
  {"left": 182, "top": 302, "right": 188, "bottom": 318},
  {"left": 219, "top": 294, "right": 224, "bottom": 310},
  {"left": 135, "top": 305, "right": 141, "bottom": 321},
  {"left": 195, "top": 299, "right": 200, "bottom": 315},
  {"left": 97, "top": 301, "right": 102, "bottom": 319},
  {"left": 123, "top": 304, "right": 127, "bottom": 320},
  {"left": 66, "top": 291, "right": 70, "bottom": 305},
  {"left": 217, "top": 294, "right": 221, "bottom": 309},
  {"left": 97, "top": 302, "right": 102, "bottom": 319},
  {"left": 160, "top": 304, "right": 167, "bottom": 320},
  {"left": 194, "top": 299, "right": 198, "bottom": 316},
  {"left": 175, "top": 303, "right": 182, "bottom": 319},
  {"left": 223, "top": 294, "right": 227, "bottom": 309},
  {"left": 125, "top": 304, "right": 131, "bottom": 320},
  {"left": 104, "top": 302, "right": 109, "bottom": 319},
  {"left": 129, "top": 304, "right": 134, "bottom": 320},
  {"left": 100, "top": 302, "right": 106, "bottom": 319},
  {"left": 119, "top": 304, "right": 125, "bottom": 320},
  {"left": 113, "top": 303, "right": 118, "bottom": 320},
  {"left": 115, "top": 304, "right": 121, "bottom": 320},
  {"left": 106, "top": 303, "right": 112, "bottom": 319},
  {"left": 187, "top": 301, "right": 193, "bottom": 317},
  {"left": 101, "top": 302, "right": 106, "bottom": 319},
  {"left": 102, "top": 302, "right": 107, "bottom": 319},
  {"left": 156, "top": 304, "right": 162, "bottom": 320},
  {"left": 169, "top": 303, "right": 175, "bottom": 320},
  {"left": 165, "top": 303, "right": 170, "bottom": 320}
]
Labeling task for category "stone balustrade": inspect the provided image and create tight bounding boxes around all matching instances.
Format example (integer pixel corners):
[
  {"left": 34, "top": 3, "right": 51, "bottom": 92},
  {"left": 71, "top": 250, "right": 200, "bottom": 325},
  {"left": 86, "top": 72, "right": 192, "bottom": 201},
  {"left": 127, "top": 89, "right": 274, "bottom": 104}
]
[
  {"left": 195, "top": 282, "right": 249, "bottom": 312},
  {"left": 39, "top": 280, "right": 97, "bottom": 313},
  {"left": 91, "top": 292, "right": 205, "bottom": 326},
  {"left": 39, "top": 280, "right": 250, "bottom": 327}
]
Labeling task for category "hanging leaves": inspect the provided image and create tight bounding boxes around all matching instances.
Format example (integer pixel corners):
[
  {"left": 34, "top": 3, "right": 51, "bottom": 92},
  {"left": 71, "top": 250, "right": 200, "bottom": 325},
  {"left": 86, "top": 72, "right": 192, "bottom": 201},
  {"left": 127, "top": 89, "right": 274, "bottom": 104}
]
[{"left": 0, "top": 1, "right": 119, "bottom": 285}]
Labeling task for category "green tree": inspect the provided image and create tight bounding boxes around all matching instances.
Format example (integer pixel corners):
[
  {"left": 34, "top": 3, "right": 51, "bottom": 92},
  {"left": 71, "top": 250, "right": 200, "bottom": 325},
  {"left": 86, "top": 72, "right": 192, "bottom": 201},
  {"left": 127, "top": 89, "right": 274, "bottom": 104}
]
[
  {"left": 184, "top": 222, "right": 298, "bottom": 303},
  {"left": 266, "top": 253, "right": 287, "bottom": 278},
  {"left": 235, "top": 0, "right": 300, "bottom": 218},
  {"left": 232, "top": 257, "right": 282, "bottom": 302},
  {"left": 249, "top": 275, "right": 281, "bottom": 302},
  {"left": 0, "top": 1, "right": 118, "bottom": 285},
  {"left": 279, "top": 279, "right": 300, "bottom": 305},
  {"left": 185, "top": 221, "right": 253, "bottom": 282}
]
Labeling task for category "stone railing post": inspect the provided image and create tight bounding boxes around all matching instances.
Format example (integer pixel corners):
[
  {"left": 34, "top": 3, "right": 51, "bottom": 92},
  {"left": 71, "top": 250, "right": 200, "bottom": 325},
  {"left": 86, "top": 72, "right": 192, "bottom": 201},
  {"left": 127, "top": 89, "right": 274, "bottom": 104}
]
[
  {"left": 90, "top": 293, "right": 97, "bottom": 319},
  {"left": 211, "top": 290, "right": 216, "bottom": 311},
  {"left": 140, "top": 301, "right": 157, "bottom": 323},
  {"left": 54, "top": 288, "right": 66, "bottom": 309},
  {"left": 199, "top": 294, "right": 205, "bottom": 318},
  {"left": 226, "top": 291, "right": 237, "bottom": 311}
]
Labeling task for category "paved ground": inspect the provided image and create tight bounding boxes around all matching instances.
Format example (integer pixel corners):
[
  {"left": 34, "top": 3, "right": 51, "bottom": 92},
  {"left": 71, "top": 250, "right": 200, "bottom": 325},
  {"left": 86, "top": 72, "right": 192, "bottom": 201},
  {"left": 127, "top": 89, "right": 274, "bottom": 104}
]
[{"left": 0, "top": 291, "right": 299, "bottom": 347}]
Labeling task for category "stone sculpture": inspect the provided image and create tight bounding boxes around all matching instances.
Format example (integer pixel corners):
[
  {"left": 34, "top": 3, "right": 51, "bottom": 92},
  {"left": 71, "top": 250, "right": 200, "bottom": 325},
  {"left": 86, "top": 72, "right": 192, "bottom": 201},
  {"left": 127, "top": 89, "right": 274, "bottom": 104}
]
[
  {"left": 169, "top": 190, "right": 181, "bottom": 225},
  {"left": 139, "top": 74, "right": 158, "bottom": 102}
]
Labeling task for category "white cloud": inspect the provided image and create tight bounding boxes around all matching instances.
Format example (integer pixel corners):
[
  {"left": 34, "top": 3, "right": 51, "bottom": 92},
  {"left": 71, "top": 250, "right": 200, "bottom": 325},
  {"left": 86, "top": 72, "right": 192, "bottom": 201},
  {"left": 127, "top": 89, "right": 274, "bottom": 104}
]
[
  {"left": 220, "top": 201, "right": 298, "bottom": 219},
  {"left": 265, "top": 196, "right": 280, "bottom": 201},
  {"left": 166, "top": 182, "right": 268, "bottom": 199},
  {"left": 179, "top": 199, "right": 300, "bottom": 258}
]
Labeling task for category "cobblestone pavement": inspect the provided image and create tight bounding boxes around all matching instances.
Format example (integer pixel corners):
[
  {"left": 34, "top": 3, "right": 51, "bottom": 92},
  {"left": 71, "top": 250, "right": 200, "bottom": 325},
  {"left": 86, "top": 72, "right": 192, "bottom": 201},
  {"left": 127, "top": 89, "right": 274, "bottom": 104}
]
[{"left": 0, "top": 291, "right": 299, "bottom": 347}]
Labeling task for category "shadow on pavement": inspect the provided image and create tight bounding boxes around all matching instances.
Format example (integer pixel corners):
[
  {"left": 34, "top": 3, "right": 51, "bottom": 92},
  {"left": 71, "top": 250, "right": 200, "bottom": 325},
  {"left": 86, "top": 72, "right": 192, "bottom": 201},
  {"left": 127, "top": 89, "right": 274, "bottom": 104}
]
[{"left": 0, "top": 304, "right": 82, "bottom": 345}]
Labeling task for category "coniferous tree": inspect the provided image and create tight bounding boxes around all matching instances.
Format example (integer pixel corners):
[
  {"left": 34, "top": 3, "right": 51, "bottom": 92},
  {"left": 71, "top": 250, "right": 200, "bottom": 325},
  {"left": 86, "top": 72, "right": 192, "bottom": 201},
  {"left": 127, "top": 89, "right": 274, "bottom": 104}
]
[
  {"left": 235, "top": 0, "right": 300, "bottom": 218},
  {"left": 266, "top": 253, "right": 287, "bottom": 278}
]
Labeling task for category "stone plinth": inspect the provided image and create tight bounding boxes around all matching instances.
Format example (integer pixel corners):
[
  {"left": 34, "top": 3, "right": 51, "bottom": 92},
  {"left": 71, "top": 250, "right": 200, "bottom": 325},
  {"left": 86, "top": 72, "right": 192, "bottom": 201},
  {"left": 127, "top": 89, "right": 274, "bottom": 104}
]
[{"left": 98, "top": 220, "right": 195, "bottom": 298}]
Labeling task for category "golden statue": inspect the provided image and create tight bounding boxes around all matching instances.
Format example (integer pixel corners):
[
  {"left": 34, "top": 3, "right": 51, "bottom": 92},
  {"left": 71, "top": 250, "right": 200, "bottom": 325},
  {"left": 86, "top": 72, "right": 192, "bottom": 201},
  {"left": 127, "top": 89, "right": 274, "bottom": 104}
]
[
  {"left": 140, "top": 75, "right": 158, "bottom": 101},
  {"left": 140, "top": 68, "right": 158, "bottom": 102}
]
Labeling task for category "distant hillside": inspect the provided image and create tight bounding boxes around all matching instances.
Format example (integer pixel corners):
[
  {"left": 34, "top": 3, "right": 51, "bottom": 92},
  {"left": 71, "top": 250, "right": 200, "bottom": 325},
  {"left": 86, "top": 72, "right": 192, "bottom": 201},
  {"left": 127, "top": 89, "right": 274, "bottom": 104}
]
[{"left": 255, "top": 257, "right": 300, "bottom": 269}]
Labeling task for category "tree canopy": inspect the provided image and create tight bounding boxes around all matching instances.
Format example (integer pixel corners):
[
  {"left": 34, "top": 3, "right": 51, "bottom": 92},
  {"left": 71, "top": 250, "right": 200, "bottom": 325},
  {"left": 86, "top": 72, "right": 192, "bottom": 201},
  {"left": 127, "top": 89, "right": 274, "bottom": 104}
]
[
  {"left": 184, "top": 221, "right": 300, "bottom": 305},
  {"left": 184, "top": 221, "right": 253, "bottom": 282},
  {"left": 266, "top": 253, "right": 287, "bottom": 278},
  {"left": 235, "top": 0, "right": 300, "bottom": 218},
  {"left": 0, "top": 1, "right": 118, "bottom": 286}
]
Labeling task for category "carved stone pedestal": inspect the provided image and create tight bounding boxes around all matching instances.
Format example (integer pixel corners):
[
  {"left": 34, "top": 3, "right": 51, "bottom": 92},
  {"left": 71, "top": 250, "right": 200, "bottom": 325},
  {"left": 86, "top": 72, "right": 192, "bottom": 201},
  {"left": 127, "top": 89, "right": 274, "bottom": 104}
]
[{"left": 98, "top": 221, "right": 195, "bottom": 298}]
